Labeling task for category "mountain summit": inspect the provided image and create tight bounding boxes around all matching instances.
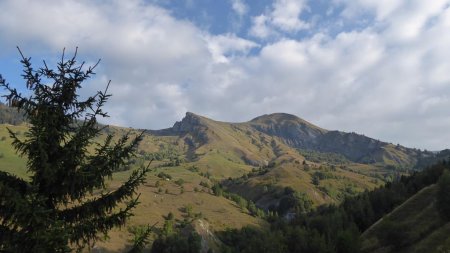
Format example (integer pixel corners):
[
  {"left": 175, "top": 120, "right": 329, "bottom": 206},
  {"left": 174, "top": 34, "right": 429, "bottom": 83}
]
[
  {"left": 150, "top": 112, "right": 425, "bottom": 168},
  {"left": 249, "top": 113, "right": 327, "bottom": 149}
]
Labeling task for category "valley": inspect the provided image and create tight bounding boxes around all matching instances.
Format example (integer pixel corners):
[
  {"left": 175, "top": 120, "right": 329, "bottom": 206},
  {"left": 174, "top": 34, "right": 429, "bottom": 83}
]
[{"left": 0, "top": 106, "right": 446, "bottom": 252}]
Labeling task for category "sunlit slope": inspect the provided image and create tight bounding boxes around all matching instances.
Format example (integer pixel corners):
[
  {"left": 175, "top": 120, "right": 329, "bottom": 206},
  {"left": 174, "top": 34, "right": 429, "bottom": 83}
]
[
  {"left": 0, "top": 123, "right": 267, "bottom": 252},
  {"left": 0, "top": 110, "right": 433, "bottom": 211},
  {"left": 0, "top": 124, "right": 28, "bottom": 178},
  {"left": 249, "top": 113, "right": 422, "bottom": 168},
  {"left": 94, "top": 167, "right": 266, "bottom": 252}
]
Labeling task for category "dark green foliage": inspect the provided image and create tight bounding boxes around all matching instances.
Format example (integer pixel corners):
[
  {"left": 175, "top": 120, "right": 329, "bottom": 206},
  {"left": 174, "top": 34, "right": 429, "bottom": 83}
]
[
  {"left": 414, "top": 149, "right": 449, "bottom": 169},
  {"left": 211, "top": 183, "right": 266, "bottom": 217},
  {"left": 312, "top": 174, "right": 320, "bottom": 185},
  {"left": 437, "top": 170, "right": 450, "bottom": 220},
  {"left": 277, "top": 187, "right": 312, "bottom": 215},
  {"left": 151, "top": 214, "right": 201, "bottom": 253},
  {"left": 376, "top": 219, "right": 411, "bottom": 250},
  {"left": 225, "top": 166, "right": 273, "bottom": 186},
  {"left": 298, "top": 149, "right": 350, "bottom": 164},
  {"left": 336, "top": 226, "right": 360, "bottom": 253},
  {"left": 128, "top": 224, "right": 155, "bottom": 253},
  {"left": 212, "top": 183, "right": 223, "bottom": 196},
  {"left": 187, "top": 166, "right": 199, "bottom": 173},
  {"left": 313, "top": 171, "right": 336, "bottom": 180},
  {"left": 175, "top": 178, "right": 185, "bottom": 186},
  {"left": 0, "top": 49, "right": 150, "bottom": 252},
  {"left": 220, "top": 162, "right": 448, "bottom": 253},
  {"left": 144, "top": 144, "right": 180, "bottom": 162},
  {"left": 220, "top": 227, "right": 287, "bottom": 253},
  {"left": 151, "top": 231, "right": 201, "bottom": 253},
  {"left": 157, "top": 172, "right": 172, "bottom": 180},
  {"left": 199, "top": 180, "right": 209, "bottom": 188}
]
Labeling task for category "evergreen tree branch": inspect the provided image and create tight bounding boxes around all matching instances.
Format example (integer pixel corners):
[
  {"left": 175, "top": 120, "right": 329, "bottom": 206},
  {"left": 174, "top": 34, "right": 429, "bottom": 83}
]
[
  {"left": 127, "top": 222, "right": 158, "bottom": 253},
  {"left": 59, "top": 163, "right": 151, "bottom": 223}
]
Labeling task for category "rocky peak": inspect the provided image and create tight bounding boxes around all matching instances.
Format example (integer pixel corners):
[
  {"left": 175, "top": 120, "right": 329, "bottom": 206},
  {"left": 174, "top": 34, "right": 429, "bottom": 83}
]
[
  {"left": 172, "top": 112, "right": 204, "bottom": 133},
  {"left": 171, "top": 112, "right": 209, "bottom": 146}
]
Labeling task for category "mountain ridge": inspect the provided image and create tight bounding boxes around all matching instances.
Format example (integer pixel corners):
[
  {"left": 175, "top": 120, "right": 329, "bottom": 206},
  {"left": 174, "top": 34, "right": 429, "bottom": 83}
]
[
  {"left": 1, "top": 105, "right": 446, "bottom": 251},
  {"left": 147, "top": 111, "right": 429, "bottom": 169}
]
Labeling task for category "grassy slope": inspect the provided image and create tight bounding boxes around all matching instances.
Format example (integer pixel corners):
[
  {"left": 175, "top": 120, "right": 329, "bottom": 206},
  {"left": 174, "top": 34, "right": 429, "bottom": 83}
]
[
  {"left": 0, "top": 124, "right": 266, "bottom": 251},
  {"left": 225, "top": 155, "right": 381, "bottom": 208},
  {"left": 0, "top": 118, "right": 388, "bottom": 209},
  {"left": 0, "top": 124, "right": 28, "bottom": 178},
  {"left": 361, "top": 185, "right": 450, "bottom": 253},
  {"left": 0, "top": 115, "right": 423, "bottom": 251},
  {"left": 95, "top": 167, "right": 265, "bottom": 252}
]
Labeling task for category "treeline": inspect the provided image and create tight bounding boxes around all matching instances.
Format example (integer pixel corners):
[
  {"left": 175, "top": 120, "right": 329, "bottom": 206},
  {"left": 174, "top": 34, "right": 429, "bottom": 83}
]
[
  {"left": 414, "top": 149, "right": 450, "bottom": 169},
  {"left": 218, "top": 161, "right": 449, "bottom": 253},
  {"left": 298, "top": 149, "right": 350, "bottom": 165},
  {"left": 0, "top": 102, "right": 25, "bottom": 125},
  {"left": 212, "top": 183, "right": 267, "bottom": 218}
]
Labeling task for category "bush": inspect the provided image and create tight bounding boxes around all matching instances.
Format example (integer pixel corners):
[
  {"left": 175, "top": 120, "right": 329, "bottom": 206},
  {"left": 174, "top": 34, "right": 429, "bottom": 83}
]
[
  {"left": 199, "top": 181, "right": 209, "bottom": 188},
  {"left": 151, "top": 231, "right": 201, "bottom": 253},
  {"left": 175, "top": 178, "right": 185, "bottom": 186},
  {"left": 158, "top": 172, "right": 172, "bottom": 180}
]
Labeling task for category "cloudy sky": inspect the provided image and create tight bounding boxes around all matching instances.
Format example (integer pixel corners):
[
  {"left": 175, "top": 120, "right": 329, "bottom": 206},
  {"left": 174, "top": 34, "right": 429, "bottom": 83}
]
[{"left": 0, "top": 0, "right": 449, "bottom": 150}]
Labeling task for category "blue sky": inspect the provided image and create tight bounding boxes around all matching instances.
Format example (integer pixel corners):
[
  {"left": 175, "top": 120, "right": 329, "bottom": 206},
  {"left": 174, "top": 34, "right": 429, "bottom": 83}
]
[{"left": 1, "top": 0, "right": 450, "bottom": 150}]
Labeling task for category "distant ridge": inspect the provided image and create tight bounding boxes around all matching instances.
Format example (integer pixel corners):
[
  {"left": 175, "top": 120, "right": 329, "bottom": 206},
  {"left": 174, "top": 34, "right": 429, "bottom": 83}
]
[
  {"left": 0, "top": 103, "right": 436, "bottom": 169},
  {"left": 146, "top": 112, "right": 430, "bottom": 168},
  {"left": 0, "top": 103, "right": 25, "bottom": 125}
]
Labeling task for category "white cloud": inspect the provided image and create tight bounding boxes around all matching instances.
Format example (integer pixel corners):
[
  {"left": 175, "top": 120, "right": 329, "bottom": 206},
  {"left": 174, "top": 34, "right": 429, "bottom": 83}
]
[
  {"left": 231, "top": 0, "right": 248, "bottom": 16},
  {"left": 249, "top": 0, "right": 309, "bottom": 38},
  {"left": 337, "top": 0, "right": 403, "bottom": 20},
  {"left": 1, "top": 0, "right": 450, "bottom": 150},
  {"left": 271, "top": 0, "right": 309, "bottom": 32},
  {"left": 0, "top": 0, "right": 210, "bottom": 128},
  {"left": 205, "top": 34, "right": 259, "bottom": 63},
  {"left": 249, "top": 15, "right": 273, "bottom": 38}
]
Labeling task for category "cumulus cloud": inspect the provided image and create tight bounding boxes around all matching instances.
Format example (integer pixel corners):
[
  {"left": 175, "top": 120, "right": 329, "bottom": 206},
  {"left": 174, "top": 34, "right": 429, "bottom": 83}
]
[
  {"left": 249, "top": 15, "right": 273, "bottom": 38},
  {"left": 271, "top": 0, "right": 309, "bottom": 32},
  {"left": 0, "top": 0, "right": 450, "bottom": 150},
  {"left": 204, "top": 34, "right": 259, "bottom": 63},
  {"left": 0, "top": 0, "right": 211, "bottom": 128},
  {"left": 249, "top": 0, "right": 309, "bottom": 38}
]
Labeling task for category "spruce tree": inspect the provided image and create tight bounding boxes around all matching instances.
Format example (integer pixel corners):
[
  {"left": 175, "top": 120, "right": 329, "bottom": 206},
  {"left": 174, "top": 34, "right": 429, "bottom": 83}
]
[{"left": 0, "top": 48, "right": 150, "bottom": 252}]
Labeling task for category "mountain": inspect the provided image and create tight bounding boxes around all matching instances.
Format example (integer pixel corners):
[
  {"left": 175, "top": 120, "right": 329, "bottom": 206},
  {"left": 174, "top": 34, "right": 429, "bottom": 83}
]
[
  {"left": 141, "top": 112, "right": 439, "bottom": 209},
  {"left": 0, "top": 107, "right": 445, "bottom": 251},
  {"left": 249, "top": 113, "right": 426, "bottom": 167},
  {"left": 153, "top": 112, "right": 430, "bottom": 168}
]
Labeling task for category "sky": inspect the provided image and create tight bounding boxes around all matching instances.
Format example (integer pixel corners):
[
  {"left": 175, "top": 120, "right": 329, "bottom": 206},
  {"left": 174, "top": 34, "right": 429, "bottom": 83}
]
[{"left": 0, "top": 0, "right": 449, "bottom": 150}]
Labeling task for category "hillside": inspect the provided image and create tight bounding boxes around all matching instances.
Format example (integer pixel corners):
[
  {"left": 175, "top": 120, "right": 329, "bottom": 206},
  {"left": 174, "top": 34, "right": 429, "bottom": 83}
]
[
  {"left": 0, "top": 107, "right": 444, "bottom": 251},
  {"left": 361, "top": 184, "right": 450, "bottom": 253},
  {"left": 0, "top": 110, "right": 438, "bottom": 209},
  {"left": 145, "top": 112, "right": 436, "bottom": 209},
  {"left": 249, "top": 113, "right": 425, "bottom": 167}
]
